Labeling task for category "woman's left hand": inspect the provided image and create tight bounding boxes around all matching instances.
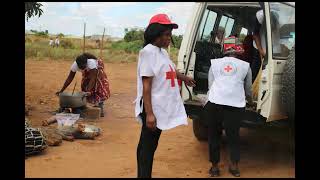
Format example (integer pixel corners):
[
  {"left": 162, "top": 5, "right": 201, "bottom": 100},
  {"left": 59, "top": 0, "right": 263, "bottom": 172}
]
[{"left": 183, "top": 76, "right": 196, "bottom": 87}]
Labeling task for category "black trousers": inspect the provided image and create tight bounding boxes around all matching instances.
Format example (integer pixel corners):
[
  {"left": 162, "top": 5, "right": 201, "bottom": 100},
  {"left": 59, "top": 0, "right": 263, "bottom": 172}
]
[
  {"left": 204, "top": 102, "right": 244, "bottom": 164},
  {"left": 137, "top": 106, "right": 162, "bottom": 178}
]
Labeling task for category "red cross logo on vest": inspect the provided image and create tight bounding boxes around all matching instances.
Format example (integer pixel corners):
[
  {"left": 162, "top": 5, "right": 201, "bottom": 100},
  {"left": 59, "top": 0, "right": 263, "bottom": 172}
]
[
  {"left": 166, "top": 64, "right": 177, "bottom": 87},
  {"left": 224, "top": 65, "right": 233, "bottom": 72},
  {"left": 221, "top": 62, "right": 237, "bottom": 76}
]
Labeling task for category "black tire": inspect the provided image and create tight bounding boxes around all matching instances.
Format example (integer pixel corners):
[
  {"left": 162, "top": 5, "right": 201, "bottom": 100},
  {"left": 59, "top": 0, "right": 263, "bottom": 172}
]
[
  {"left": 192, "top": 119, "right": 208, "bottom": 141},
  {"left": 281, "top": 46, "right": 295, "bottom": 121}
]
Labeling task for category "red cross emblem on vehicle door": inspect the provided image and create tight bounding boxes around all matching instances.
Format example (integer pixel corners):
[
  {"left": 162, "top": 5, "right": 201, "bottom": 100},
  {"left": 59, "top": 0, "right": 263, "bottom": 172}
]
[{"left": 166, "top": 65, "right": 177, "bottom": 87}]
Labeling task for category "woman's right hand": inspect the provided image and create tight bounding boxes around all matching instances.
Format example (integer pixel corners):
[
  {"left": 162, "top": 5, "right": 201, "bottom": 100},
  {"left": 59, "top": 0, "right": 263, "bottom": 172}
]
[
  {"left": 259, "top": 48, "right": 266, "bottom": 59},
  {"left": 146, "top": 113, "right": 157, "bottom": 131},
  {"left": 55, "top": 91, "right": 62, "bottom": 96}
]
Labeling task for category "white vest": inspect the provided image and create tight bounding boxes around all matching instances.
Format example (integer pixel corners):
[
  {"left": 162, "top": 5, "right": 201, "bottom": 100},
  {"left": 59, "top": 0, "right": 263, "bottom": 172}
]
[
  {"left": 208, "top": 57, "right": 250, "bottom": 108},
  {"left": 134, "top": 44, "right": 188, "bottom": 130}
]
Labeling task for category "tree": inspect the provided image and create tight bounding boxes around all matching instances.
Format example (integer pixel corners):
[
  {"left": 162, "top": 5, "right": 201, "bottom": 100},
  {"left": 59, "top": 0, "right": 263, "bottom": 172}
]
[
  {"left": 29, "top": 29, "right": 49, "bottom": 37},
  {"left": 171, "top": 35, "right": 183, "bottom": 49},
  {"left": 25, "top": 2, "right": 43, "bottom": 21},
  {"left": 58, "top": 33, "right": 65, "bottom": 38},
  {"left": 124, "top": 29, "right": 144, "bottom": 42},
  {"left": 123, "top": 28, "right": 183, "bottom": 49}
]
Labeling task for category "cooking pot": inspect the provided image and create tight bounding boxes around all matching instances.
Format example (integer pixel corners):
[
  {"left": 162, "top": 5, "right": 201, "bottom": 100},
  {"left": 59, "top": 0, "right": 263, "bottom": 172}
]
[{"left": 59, "top": 92, "right": 87, "bottom": 108}]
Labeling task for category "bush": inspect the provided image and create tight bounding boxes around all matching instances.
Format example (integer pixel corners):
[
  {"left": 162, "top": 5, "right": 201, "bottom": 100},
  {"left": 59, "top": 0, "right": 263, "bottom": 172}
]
[
  {"left": 124, "top": 29, "right": 144, "bottom": 42},
  {"left": 58, "top": 33, "right": 64, "bottom": 38},
  {"left": 25, "top": 43, "right": 38, "bottom": 58},
  {"left": 25, "top": 37, "right": 32, "bottom": 43},
  {"left": 60, "top": 39, "right": 74, "bottom": 49},
  {"left": 111, "top": 40, "right": 143, "bottom": 53},
  {"left": 171, "top": 35, "right": 183, "bottom": 49},
  {"left": 85, "top": 40, "right": 98, "bottom": 49},
  {"left": 30, "top": 29, "right": 49, "bottom": 38},
  {"left": 36, "top": 32, "right": 49, "bottom": 38},
  {"left": 169, "top": 47, "right": 179, "bottom": 64},
  {"left": 25, "top": 35, "right": 142, "bottom": 63}
]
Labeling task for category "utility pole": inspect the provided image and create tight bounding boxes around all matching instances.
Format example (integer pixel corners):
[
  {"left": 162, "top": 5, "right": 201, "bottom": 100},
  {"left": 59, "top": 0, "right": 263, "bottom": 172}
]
[
  {"left": 100, "top": 27, "right": 105, "bottom": 59},
  {"left": 83, "top": 22, "right": 86, "bottom": 53}
]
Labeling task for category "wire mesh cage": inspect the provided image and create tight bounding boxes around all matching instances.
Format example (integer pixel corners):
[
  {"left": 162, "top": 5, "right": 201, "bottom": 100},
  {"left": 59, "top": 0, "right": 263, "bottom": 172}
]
[{"left": 25, "top": 126, "right": 47, "bottom": 155}]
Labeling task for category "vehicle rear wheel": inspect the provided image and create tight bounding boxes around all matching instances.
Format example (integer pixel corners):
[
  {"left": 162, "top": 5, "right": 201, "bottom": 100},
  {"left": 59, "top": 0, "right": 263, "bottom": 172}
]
[{"left": 192, "top": 119, "right": 208, "bottom": 141}]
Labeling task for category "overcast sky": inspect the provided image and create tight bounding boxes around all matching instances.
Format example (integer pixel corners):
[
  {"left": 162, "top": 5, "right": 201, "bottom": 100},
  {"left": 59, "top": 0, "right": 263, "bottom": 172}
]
[{"left": 25, "top": 2, "right": 196, "bottom": 38}]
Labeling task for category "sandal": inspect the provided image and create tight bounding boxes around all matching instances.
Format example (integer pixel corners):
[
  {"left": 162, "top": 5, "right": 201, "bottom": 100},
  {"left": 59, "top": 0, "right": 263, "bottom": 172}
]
[
  {"left": 209, "top": 167, "right": 220, "bottom": 177},
  {"left": 229, "top": 167, "right": 240, "bottom": 177}
]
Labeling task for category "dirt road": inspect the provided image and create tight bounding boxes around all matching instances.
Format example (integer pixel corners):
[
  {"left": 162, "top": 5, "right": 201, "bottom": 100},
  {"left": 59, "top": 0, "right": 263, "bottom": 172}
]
[{"left": 25, "top": 60, "right": 295, "bottom": 178}]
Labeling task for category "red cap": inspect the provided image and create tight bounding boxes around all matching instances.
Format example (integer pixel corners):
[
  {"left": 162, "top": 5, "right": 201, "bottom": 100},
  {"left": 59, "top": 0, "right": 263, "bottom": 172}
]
[{"left": 149, "top": 14, "right": 178, "bottom": 29}]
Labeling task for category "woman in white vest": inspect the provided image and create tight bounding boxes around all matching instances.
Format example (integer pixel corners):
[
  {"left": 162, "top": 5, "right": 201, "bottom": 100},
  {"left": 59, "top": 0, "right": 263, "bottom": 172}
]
[
  {"left": 134, "top": 14, "right": 196, "bottom": 178},
  {"left": 204, "top": 48, "right": 254, "bottom": 177}
]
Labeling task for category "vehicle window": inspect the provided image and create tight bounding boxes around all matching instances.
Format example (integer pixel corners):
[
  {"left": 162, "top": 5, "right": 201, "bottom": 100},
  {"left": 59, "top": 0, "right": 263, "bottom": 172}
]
[
  {"left": 192, "top": 6, "right": 221, "bottom": 95},
  {"left": 269, "top": 2, "right": 295, "bottom": 59},
  {"left": 218, "top": 15, "right": 235, "bottom": 38},
  {"left": 219, "top": 16, "right": 228, "bottom": 30},
  {"left": 239, "top": 27, "right": 248, "bottom": 43},
  {"left": 199, "top": 9, "right": 218, "bottom": 41},
  {"left": 224, "top": 18, "right": 235, "bottom": 38},
  {"left": 198, "top": 9, "right": 209, "bottom": 40}
]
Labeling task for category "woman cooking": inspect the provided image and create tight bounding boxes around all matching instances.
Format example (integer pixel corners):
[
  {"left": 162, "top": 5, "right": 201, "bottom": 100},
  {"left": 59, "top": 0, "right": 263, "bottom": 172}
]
[{"left": 56, "top": 53, "right": 110, "bottom": 117}]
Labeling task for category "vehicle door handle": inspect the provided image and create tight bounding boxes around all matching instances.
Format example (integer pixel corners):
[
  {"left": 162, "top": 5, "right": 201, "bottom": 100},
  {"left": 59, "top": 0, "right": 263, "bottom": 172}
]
[{"left": 261, "top": 90, "right": 267, "bottom": 101}]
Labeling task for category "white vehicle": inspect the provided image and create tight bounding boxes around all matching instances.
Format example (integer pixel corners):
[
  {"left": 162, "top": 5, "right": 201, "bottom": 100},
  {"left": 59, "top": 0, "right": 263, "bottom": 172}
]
[{"left": 176, "top": 2, "right": 295, "bottom": 140}]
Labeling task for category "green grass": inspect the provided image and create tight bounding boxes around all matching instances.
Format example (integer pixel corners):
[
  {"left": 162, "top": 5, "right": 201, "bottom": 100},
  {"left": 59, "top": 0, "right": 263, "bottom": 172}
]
[
  {"left": 25, "top": 35, "right": 179, "bottom": 63},
  {"left": 111, "top": 40, "right": 143, "bottom": 53}
]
